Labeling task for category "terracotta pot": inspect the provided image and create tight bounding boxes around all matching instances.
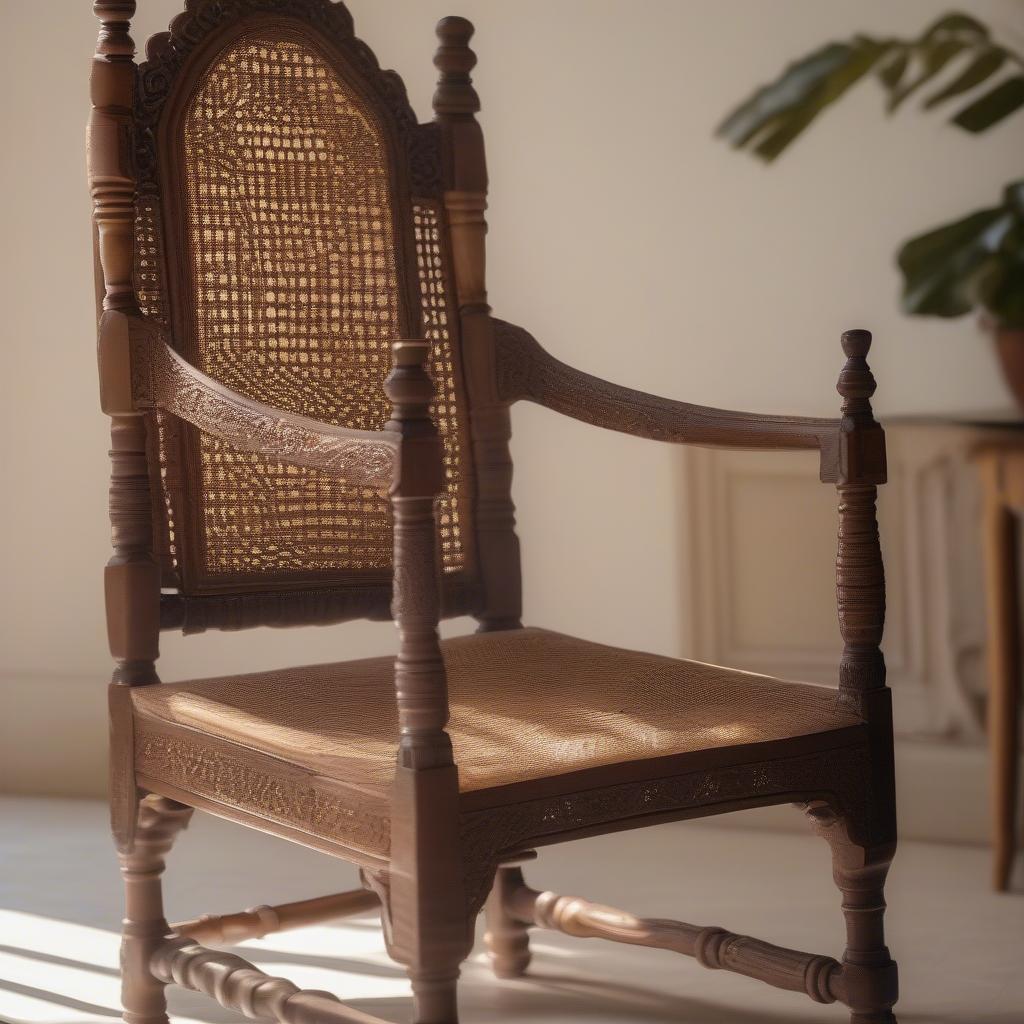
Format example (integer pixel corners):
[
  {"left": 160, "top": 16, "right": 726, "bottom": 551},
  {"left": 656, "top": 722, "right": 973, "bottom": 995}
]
[{"left": 995, "top": 327, "right": 1024, "bottom": 414}]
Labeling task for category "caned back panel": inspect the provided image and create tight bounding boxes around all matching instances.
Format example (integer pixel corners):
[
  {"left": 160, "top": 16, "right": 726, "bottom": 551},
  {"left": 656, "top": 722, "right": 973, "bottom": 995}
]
[{"left": 135, "top": 17, "right": 474, "bottom": 603}]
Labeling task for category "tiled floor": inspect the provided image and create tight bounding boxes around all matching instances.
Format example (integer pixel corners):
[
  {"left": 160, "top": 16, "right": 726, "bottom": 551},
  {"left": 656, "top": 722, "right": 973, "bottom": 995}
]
[{"left": 0, "top": 796, "right": 1021, "bottom": 1024}]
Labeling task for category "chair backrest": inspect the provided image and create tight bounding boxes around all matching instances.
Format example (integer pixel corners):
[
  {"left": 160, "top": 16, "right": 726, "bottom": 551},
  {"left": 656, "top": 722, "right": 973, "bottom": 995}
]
[{"left": 90, "top": 1, "right": 520, "bottom": 635}]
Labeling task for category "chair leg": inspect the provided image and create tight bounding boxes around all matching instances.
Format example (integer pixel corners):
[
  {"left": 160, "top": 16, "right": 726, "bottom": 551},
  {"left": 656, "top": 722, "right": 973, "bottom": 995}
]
[
  {"left": 809, "top": 807, "right": 898, "bottom": 1024},
  {"left": 117, "top": 795, "right": 193, "bottom": 1024},
  {"left": 484, "top": 866, "right": 532, "bottom": 978}
]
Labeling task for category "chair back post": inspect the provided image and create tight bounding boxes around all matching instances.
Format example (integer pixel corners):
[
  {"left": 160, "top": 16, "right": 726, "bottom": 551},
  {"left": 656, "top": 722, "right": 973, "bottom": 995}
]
[
  {"left": 433, "top": 17, "right": 523, "bottom": 632},
  {"left": 834, "top": 330, "right": 888, "bottom": 713},
  {"left": 384, "top": 340, "right": 472, "bottom": 1011},
  {"left": 90, "top": 0, "right": 160, "bottom": 853}
]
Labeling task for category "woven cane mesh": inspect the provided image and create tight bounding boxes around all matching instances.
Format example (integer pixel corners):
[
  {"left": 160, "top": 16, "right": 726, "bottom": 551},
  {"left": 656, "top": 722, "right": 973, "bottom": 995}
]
[
  {"left": 135, "top": 196, "right": 182, "bottom": 583},
  {"left": 133, "top": 627, "right": 863, "bottom": 802},
  {"left": 148, "top": 30, "right": 469, "bottom": 589}
]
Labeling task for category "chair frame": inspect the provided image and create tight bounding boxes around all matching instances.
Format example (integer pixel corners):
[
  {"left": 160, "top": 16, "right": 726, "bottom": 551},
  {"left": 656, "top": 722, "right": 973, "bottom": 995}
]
[{"left": 87, "top": 3, "right": 898, "bottom": 1023}]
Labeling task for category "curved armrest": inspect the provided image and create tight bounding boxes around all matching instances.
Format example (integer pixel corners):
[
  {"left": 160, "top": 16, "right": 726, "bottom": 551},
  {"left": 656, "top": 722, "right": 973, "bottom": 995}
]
[
  {"left": 493, "top": 320, "right": 842, "bottom": 480},
  {"left": 108, "top": 311, "right": 399, "bottom": 488}
]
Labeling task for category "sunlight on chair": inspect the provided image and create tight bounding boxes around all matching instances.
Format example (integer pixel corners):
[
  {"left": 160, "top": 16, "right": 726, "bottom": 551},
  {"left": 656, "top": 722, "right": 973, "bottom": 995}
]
[{"left": 0, "top": 909, "right": 413, "bottom": 1022}]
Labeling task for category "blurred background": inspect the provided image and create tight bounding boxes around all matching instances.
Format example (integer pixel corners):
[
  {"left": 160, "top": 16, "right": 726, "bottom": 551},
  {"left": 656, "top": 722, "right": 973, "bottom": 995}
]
[{"left": 1, "top": 0, "right": 1022, "bottom": 852}]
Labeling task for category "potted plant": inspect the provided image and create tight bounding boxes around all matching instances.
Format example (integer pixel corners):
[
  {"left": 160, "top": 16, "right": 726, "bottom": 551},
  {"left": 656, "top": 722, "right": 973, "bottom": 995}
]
[{"left": 718, "top": 12, "right": 1024, "bottom": 408}]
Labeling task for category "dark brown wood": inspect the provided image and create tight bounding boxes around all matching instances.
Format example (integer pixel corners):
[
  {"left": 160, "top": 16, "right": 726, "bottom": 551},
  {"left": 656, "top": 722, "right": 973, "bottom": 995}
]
[
  {"left": 86, "top": 7, "right": 899, "bottom": 1024},
  {"left": 384, "top": 340, "right": 473, "bottom": 1023},
  {"left": 976, "top": 444, "right": 1024, "bottom": 890},
  {"left": 504, "top": 877, "right": 840, "bottom": 1004},
  {"left": 494, "top": 319, "right": 843, "bottom": 479},
  {"left": 484, "top": 866, "right": 532, "bottom": 978},
  {"left": 808, "top": 805, "right": 898, "bottom": 1024},
  {"left": 171, "top": 889, "right": 380, "bottom": 944},
  {"left": 90, "top": 0, "right": 160, "bottom": 858},
  {"left": 152, "top": 934, "right": 390, "bottom": 1024},
  {"left": 834, "top": 330, "right": 888, "bottom": 710},
  {"left": 118, "top": 796, "right": 193, "bottom": 1024},
  {"left": 434, "top": 18, "right": 523, "bottom": 633}
]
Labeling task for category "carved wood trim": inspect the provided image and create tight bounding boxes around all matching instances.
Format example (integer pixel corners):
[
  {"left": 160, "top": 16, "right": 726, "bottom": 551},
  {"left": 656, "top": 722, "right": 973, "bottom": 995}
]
[
  {"left": 458, "top": 740, "right": 884, "bottom": 918},
  {"left": 133, "top": 0, "right": 425, "bottom": 196},
  {"left": 494, "top": 320, "right": 843, "bottom": 472},
  {"left": 123, "top": 313, "right": 400, "bottom": 488}
]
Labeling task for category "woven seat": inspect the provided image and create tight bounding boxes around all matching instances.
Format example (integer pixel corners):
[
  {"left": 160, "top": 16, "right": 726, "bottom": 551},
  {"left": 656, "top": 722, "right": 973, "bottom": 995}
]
[{"left": 131, "top": 627, "right": 863, "bottom": 857}]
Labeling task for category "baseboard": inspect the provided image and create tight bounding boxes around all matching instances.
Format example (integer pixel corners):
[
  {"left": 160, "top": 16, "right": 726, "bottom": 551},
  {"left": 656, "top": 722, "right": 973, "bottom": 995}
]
[{"left": 0, "top": 673, "right": 1000, "bottom": 845}]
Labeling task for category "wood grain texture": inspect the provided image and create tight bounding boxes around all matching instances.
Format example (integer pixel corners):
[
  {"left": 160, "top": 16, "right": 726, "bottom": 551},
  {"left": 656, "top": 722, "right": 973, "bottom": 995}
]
[
  {"left": 152, "top": 935, "right": 389, "bottom": 1024},
  {"left": 118, "top": 795, "right": 193, "bottom": 1024},
  {"left": 91, "top": 0, "right": 159, "bottom": 861},
  {"left": 86, "top": 7, "right": 900, "bottom": 1024},
  {"left": 384, "top": 339, "right": 473, "bottom": 1023},
  {"left": 834, "top": 331, "right": 888, "bottom": 707},
  {"left": 171, "top": 889, "right": 380, "bottom": 945},
  {"left": 493, "top": 319, "right": 843, "bottom": 476},
  {"left": 807, "top": 803, "right": 898, "bottom": 1023},
  {"left": 977, "top": 447, "right": 1024, "bottom": 890},
  {"left": 124, "top": 313, "right": 400, "bottom": 488},
  {"left": 505, "top": 879, "right": 840, "bottom": 1004},
  {"left": 435, "top": 17, "right": 524, "bottom": 634}
]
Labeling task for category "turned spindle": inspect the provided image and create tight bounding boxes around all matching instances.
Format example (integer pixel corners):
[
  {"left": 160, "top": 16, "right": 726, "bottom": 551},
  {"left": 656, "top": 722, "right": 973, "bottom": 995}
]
[
  {"left": 119, "top": 797, "right": 193, "bottom": 1024},
  {"left": 384, "top": 340, "right": 449, "bottom": 772},
  {"left": 433, "top": 18, "right": 523, "bottom": 633},
  {"left": 835, "top": 330, "right": 887, "bottom": 705},
  {"left": 384, "top": 341, "right": 472, "bottom": 1024}
]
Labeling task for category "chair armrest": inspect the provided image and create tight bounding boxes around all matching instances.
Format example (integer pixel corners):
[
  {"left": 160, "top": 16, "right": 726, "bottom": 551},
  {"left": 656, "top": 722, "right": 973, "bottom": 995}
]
[
  {"left": 493, "top": 319, "right": 843, "bottom": 481},
  {"left": 101, "top": 310, "right": 399, "bottom": 489}
]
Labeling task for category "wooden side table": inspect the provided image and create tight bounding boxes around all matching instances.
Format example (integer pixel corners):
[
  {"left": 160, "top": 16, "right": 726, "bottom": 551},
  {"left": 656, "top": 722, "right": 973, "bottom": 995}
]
[{"left": 976, "top": 441, "right": 1024, "bottom": 891}]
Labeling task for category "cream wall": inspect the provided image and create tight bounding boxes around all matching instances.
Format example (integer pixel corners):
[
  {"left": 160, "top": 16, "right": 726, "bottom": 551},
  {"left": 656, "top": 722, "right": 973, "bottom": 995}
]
[{"left": 1, "top": 0, "right": 1021, "bottom": 797}]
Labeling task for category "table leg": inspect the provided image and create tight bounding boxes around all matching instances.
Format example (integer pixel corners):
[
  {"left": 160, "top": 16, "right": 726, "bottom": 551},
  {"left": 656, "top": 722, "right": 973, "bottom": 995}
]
[{"left": 982, "top": 495, "right": 1021, "bottom": 891}]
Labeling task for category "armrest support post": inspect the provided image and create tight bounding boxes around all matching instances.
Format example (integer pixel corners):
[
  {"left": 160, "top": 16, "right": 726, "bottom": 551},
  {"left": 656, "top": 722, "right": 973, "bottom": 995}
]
[
  {"left": 384, "top": 340, "right": 450, "bottom": 771},
  {"left": 383, "top": 337, "right": 471, "bottom": 986},
  {"left": 834, "top": 330, "right": 888, "bottom": 706}
]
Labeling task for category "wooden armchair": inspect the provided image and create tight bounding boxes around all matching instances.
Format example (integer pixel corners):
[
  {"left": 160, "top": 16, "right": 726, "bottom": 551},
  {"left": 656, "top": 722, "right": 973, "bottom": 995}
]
[{"left": 87, "top": 3, "right": 897, "bottom": 1023}]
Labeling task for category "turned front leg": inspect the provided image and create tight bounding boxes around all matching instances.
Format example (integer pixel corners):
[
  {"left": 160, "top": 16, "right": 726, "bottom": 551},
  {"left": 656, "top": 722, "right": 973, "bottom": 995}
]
[{"left": 119, "top": 797, "right": 193, "bottom": 1024}]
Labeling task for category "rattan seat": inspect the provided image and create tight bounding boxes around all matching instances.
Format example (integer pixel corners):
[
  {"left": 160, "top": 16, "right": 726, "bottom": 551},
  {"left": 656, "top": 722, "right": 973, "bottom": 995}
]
[{"left": 131, "top": 627, "right": 864, "bottom": 857}]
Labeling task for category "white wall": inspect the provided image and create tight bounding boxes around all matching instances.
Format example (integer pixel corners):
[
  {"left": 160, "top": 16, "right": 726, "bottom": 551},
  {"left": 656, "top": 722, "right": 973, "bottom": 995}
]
[{"left": 1, "top": 0, "right": 1021, "bottom": 796}]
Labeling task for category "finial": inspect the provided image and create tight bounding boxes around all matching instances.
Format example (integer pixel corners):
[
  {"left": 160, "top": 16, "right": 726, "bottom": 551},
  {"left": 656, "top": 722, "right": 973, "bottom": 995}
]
[
  {"left": 837, "top": 328, "right": 876, "bottom": 417},
  {"left": 433, "top": 16, "right": 480, "bottom": 116},
  {"left": 94, "top": 2, "right": 136, "bottom": 60}
]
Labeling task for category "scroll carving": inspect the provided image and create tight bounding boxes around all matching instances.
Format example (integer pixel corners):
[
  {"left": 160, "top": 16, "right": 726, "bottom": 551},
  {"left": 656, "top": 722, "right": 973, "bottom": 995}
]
[
  {"left": 493, "top": 319, "right": 843, "bottom": 469},
  {"left": 123, "top": 315, "right": 399, "bottom": 488},
  {"left": 135, "top": 725, "right": 392, "bottom": 859}
]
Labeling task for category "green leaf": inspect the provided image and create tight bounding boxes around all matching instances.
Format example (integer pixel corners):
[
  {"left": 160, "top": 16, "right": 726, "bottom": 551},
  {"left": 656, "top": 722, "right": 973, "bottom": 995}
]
[
  {"left": 716, "top": 42, "right": 856, "bottom": 146},
  {"left": 888, "top": 38, "right": 971, "bottom": 110},
  {"left": 919, "top": 12, "right": 990, "bottom": 41},
  {"left": 922, "top": 48, "right": 1006, "bottom": 108},
  {"left": 877, "top": 48, "right": 909, "bottom": 91},
  {"left": 751, "top": 40, "right": 891, "bottom": 160},
  {"left": 898, "top": 206, "right": 1016, "bottom": 318},
  {"left": 952, "top": 76, "right": 1024, "bottom": 131}
]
